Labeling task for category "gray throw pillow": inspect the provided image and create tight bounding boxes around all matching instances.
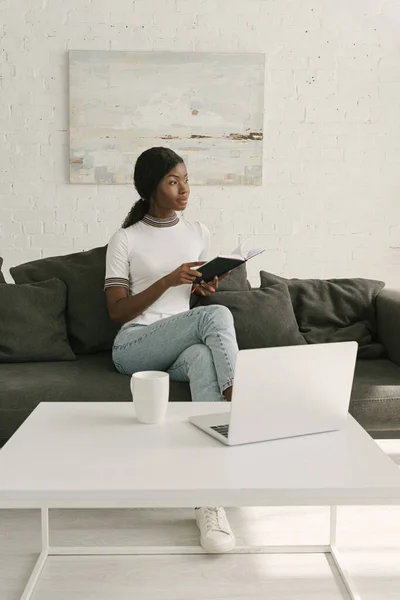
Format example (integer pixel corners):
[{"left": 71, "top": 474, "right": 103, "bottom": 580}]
[
  {"left": 0, "top": 278, "right": 76, "bottom": 362},
  {"left": 260, "top": 271, "right": 385, "bottom": 358},
  {"left": 10, "top": 246, "right": 119, "bottom": 355},
  {"left": 190, "top": 263, "right": 250, "bottom": 309},
  {"left": 198, "top": 284, "right": 306, "bottom": 349},
  {"left": 217, "top": 263, "right": 251, "bottom": 291},
  {"left": 0, "top": 258, "right": 5, "bottom": 284}
]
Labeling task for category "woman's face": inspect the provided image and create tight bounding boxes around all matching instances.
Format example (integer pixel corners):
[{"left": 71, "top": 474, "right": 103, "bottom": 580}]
[{"left": 152, "top": 162, "right": 190, "bottom": 213}]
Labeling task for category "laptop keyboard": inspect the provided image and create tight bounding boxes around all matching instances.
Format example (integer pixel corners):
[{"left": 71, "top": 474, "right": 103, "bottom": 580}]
[{"left": 211, "top": 424, "right": 230, "bottom": 438}]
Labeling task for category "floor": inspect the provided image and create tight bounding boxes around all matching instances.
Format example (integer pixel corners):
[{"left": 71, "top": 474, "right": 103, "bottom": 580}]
[{"left": 1, "top": 440, "right": 399, "bottom": 600}]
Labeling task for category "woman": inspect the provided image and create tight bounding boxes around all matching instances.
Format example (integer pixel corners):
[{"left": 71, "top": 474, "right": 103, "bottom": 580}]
[{"left": 105, "top": 147, "right": 239, "bottom": 553}]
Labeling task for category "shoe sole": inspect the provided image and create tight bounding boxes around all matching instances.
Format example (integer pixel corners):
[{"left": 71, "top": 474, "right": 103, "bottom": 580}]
[{"left": 200, "top": 535, "right": 236, "bottom": 554}]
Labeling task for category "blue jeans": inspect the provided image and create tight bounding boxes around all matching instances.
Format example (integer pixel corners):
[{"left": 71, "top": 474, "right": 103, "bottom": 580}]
[{"left": 112, "top": 305, "right": 239, "bottom": 402}]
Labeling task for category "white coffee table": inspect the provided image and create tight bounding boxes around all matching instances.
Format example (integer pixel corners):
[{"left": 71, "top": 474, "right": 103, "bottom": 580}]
[{"left": 1, "top": 402, "right": 400, "bottom": 600}]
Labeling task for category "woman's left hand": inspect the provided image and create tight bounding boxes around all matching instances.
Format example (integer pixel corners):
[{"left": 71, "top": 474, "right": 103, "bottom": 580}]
[{"left": 195, "top": 276, "right": 219, "bottom": 296}]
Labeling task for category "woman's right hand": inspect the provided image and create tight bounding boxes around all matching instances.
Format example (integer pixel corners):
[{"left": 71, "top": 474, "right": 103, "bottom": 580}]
[{"left": 164, "top": 262, "right": 206, "bottom": 288}]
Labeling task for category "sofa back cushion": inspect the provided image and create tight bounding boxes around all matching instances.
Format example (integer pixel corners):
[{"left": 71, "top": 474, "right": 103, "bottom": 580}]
[
  {"left": 260, "top": 271, "right": 385, "bottom": 358},
  {"left": 11, "top": 247, "right": 119, "bottom": 354},
  {"left": 198, "top": 284, "right": 306, "bottom": 349},
  {"left": 0, "top": 278, "right": 75, "bottom": 362},
  {"left": 192, "top": 264, "right": 251, "bottom": 310},
  {"left": 216, "top": 263, "right": 250, "bottom": 291}
]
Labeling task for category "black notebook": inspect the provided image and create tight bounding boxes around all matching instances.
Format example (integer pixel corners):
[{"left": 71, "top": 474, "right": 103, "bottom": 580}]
[{"left": 192, "top": 242, "right": 265, "bottom": 286}]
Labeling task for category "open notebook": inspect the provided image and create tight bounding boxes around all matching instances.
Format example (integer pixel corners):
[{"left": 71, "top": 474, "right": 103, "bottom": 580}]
[{"left": 192, "top": 240, "right": 265, "bottom": 286}]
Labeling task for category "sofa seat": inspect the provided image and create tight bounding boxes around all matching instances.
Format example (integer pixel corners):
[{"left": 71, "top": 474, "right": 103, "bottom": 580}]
[
  {"left": 351, "top": 359, "right": 400, "bottom": 436},
  {"left": 2, "top": 355, "right": 400, "bottom": 446},
  {"left": 0, "top": 353, "right": 191, "bottom": 446}
]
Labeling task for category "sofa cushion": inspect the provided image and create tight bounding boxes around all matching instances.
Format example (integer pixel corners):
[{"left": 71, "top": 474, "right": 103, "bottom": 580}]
[
  {"left": 0, "top": 278, "right": 75, "bottom": 363},
  {"left": 377, "top": 288, "right": 400, "bottom": 367},
  {"left": 10, "top": 246, "right": 119, "bottom": 355},
  {"left": 2, "top": 355, "right": 400, "bottom": 445},
  {"left": 191, "top": 264, "right": 250, "bottom": 310},
  {"left": 350, "top": 359, "right": 400, "bottom": 433},
  {"left": 260, "top": 271, "right": 385, "bottom": 359},
  {"left": 0, "top": 353, "right": 191, "bottom": 443},
  {"left": 217, "top": 263, "right": 250, "bottom": 291},
  {"left": 0, "top": 257, "right": 5, "bottom": 284},
  {"left": 198, "top": 285, "right": 306, "bottom": 349}
]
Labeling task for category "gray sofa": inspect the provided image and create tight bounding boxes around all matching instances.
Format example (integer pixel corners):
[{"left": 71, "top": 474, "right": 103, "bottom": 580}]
[{"left": 1, "top": 251, "right": 400, "bottom": 447}]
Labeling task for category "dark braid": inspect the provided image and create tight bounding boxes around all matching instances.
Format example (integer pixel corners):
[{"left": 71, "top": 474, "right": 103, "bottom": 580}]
[
  {"left": 121, "top": 198, "right": 150, "bottom": 228},
  {"left": 122, "top": 147, "right": 184, "bottom": 228}
]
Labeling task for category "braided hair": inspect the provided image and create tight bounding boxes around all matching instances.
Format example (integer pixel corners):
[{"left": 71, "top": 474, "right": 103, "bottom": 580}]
[{"left": 122, "top": 147, "right": 184, "bottom": 228}]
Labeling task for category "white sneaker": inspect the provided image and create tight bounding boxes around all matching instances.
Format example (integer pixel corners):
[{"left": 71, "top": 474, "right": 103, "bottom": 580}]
[{"left": 195, "top": 507, "right": 236, "bottom": 553}]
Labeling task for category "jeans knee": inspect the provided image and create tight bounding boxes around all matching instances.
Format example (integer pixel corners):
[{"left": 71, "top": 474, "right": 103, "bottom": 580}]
[
  {"left": 203, "top": 304, "right": 234, "bottom": 330},
  {"left": 185, "top": 343, "right": 213, "bottom": 365}
]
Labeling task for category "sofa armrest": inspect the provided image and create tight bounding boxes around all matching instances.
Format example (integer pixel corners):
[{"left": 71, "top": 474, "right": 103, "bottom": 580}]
[{"left": 377, "top": 288, "right": 400, "bottom": 366}]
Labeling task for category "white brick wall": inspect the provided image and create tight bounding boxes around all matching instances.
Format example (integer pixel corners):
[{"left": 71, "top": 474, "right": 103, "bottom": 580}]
[{"left": 1, "top": 0, "right": 399, "bottom": 287}]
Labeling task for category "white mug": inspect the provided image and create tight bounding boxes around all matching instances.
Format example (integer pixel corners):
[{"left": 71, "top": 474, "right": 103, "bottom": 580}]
[{"left": 130, "top": 371, "right": 169, "bottom": 424}]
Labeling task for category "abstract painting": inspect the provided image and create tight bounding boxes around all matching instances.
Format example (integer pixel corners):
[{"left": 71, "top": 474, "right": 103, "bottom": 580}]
[{"left": 69, "top": 51, "right": 265, "bottom": 185}]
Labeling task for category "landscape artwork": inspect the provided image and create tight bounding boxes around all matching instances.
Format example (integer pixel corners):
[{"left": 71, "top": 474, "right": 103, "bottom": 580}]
[{"left": 69, "top": 50, "right": 265, "bottom": 185}]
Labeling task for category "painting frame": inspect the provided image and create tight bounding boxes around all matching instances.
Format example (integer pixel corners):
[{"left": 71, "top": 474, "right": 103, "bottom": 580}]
[{"left": 69, "top": 50, "right": 265, "bottom": 185}]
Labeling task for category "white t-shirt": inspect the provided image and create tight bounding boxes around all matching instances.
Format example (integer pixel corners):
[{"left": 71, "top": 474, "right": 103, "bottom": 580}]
[{"left": 105, "top": 218, "right": 210, "bottom": 326}]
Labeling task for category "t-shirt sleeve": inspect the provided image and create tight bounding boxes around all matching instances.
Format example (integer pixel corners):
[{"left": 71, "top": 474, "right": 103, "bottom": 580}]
[
  {"left": 198, "top": 222, "right": 211, "bottom": 261},
  {"left": 104, "top": 229, "right": 130, "bottom": 291}
]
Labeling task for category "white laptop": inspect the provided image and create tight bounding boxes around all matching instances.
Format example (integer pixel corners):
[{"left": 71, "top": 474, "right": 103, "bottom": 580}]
[{"left": 188, "top": 341, "right": 358, "bottom": 446}]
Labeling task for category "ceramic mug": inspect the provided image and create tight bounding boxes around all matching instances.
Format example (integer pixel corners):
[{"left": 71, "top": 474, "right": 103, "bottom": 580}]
[{"left": 130, "top": 371, "right": 169, "bottom": 424}]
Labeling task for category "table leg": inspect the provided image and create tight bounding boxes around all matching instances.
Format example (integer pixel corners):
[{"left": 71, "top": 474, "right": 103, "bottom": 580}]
[
  {"left": 20, "top": 508, "right": 49, "bottom": 600},
  {"left": 329, "top": 506, "right": 362, "bottom": 600},
  {"left": 15, "top": 506, "right": 371, "bottom": 600}
]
